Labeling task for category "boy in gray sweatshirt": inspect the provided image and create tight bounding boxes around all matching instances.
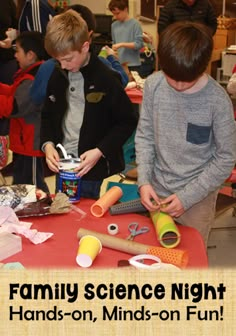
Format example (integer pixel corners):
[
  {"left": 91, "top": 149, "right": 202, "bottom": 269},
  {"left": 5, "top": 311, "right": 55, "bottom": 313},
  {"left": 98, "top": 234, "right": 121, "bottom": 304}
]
[{"left": 135, "top": 22, "right": 236, "bottom": 247}]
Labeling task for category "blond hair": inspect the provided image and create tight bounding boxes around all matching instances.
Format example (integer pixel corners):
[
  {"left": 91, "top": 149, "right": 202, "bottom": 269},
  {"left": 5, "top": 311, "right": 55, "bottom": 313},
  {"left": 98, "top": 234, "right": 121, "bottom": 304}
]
[{"left": 45, "top": 9, "right": 89, "bottom": 57}]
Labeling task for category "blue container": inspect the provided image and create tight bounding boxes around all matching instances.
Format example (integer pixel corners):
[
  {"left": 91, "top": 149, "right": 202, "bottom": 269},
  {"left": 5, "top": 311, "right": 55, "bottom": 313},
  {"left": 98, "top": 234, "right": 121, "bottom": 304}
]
[{"left": 58, "top": 158, "right": 81, "bottom": 202}]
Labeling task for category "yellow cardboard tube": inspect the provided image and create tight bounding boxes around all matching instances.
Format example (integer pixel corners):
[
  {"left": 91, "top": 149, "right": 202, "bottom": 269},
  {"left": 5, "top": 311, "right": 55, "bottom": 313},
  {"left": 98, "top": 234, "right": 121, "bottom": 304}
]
[
  {"left": 150, "top": 211, "right": 181, "bottom": 248},
  {"left": 90, "top": 186, "right": 123, "bottom": 217}
]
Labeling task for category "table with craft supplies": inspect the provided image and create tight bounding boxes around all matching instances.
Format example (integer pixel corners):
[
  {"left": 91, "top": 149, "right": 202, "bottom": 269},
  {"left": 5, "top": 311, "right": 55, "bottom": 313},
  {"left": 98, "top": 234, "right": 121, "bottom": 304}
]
[{"left": 2, "top": 198, "right": 208, "bottom": 269}]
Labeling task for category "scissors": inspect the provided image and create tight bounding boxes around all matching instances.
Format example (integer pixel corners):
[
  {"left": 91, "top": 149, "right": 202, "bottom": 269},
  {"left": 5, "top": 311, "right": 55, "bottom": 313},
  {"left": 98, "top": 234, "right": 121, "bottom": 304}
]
[{"left": 126, "top": 222, "right": 150, "bottom": 241}]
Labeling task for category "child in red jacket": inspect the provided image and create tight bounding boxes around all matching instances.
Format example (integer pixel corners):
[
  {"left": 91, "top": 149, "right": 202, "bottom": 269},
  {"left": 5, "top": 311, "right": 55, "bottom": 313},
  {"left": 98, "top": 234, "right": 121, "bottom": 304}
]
[{"left": 0, "top": 31, "right": 49, "bottom": 192}]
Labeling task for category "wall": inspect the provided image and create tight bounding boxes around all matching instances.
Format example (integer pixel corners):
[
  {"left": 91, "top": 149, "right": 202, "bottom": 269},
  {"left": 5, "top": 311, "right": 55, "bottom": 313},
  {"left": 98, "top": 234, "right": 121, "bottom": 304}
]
[
  {"left": 69, "top": 0, "right": 107, "bottom": 13},
  {"left": 69, "top": 0, "right": 141, "bottom": 16},
  {"left": 69, "top": 0, "right": 158, "bottom": 47},
  {"left": 68, "top": 0, "right": 236, "bottom": 49}
]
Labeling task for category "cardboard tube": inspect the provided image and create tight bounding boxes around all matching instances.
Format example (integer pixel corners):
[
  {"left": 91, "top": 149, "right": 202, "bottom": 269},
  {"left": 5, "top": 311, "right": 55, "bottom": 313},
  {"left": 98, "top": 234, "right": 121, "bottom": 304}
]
[
  {"left": 90, "top": 186, "right": 123, "bottom": 217},
  {"left": 150, "top": 211, "right": 181, "bottom": 248},
  {"left": 77, "top": 228, "right": 188, "bottom": 268}
]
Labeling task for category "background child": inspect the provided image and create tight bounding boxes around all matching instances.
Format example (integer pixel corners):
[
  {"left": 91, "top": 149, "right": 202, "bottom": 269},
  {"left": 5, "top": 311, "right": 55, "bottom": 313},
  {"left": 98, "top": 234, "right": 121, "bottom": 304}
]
[
  {"left": 108, "top": 0, "right": 144, "bottom": 76},
  {"left": 98, "top": 45, "right": 129, "bottom": 88},
  {"left": 40, "top": 10, "right": 137, "bottom": 199},
  {"left": 227, "top": 64, "right": 236, "bottom": 198},
  {"left": 135, "top": 22, "right": 236, "bottom": 246},
  {"left": 227, "top": 64, "right": 236, "bottom": 95},
  {"left": 0, "top": 31, "right": 49, "bottom": 192}
]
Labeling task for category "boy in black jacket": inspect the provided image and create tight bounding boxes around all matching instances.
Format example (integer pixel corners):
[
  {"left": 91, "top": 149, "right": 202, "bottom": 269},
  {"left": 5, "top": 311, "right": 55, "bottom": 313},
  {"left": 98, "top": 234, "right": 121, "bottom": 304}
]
[{"left": 41, "top": 10, "right": 138, "bottom": 199}]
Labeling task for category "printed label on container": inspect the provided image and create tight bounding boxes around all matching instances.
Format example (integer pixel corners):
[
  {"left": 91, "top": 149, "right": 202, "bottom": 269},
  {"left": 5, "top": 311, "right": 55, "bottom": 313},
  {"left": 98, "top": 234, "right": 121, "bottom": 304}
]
[{"left": 58, "top": 171, "right": 81, "bottom": 202}]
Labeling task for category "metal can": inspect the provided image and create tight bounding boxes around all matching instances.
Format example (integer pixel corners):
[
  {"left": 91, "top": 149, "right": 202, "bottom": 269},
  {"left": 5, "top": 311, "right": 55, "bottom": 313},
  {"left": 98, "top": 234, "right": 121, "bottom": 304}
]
[{"left": 58, "top": 158, "right": 81, "bottom": 202}]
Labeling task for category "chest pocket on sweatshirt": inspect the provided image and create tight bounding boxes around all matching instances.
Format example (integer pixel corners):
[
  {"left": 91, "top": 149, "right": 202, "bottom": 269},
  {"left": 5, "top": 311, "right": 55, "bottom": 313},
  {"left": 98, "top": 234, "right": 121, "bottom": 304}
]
[
  {"left": 186, "top": 123, "right": 211, "bottom": 145},
  {"left": 86, "top": 92, "right": 106, "bottom": 103}
]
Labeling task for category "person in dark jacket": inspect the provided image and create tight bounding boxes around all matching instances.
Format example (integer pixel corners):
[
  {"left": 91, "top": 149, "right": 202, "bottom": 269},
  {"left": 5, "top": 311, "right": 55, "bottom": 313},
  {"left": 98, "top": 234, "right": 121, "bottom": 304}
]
[
  {"left": 0, "top": 31, "right": 49, "bottom": 192},
  {"left": 0, "top": 0, "right": 19, "bottom": 135},
  {"left": 158, "top": 0, "right": 217, "bottom": 35},
  {"left": 0, "top": 0, "right": 18, "bottom": 84},
  {"left": 41, "top": 10, "right": 138, "bottom": 199},
  {"left": 17, "top": 0, "right": 56, "bottom": 35}
]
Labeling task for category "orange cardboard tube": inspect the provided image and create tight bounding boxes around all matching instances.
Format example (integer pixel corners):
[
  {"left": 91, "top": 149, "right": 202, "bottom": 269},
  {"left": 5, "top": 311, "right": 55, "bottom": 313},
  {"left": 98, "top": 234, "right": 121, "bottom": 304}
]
[
  {"left": 90, "top": 186, "right": 123, "bottom": 217},
  {"left": 77, "top": 228, "right": 189, "bottom": 268}
]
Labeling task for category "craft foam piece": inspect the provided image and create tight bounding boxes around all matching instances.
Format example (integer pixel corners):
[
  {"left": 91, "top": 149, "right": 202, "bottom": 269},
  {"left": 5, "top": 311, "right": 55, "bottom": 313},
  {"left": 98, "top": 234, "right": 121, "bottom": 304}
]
[
  {"left": 0, "top": 232, "right": 22, "bottom": 261},
  {"left": 90, "top": 186, "right": 123, "bottom": 217},
  {"left": 77, "top": 228, "right": 188, "bottom": 268}
]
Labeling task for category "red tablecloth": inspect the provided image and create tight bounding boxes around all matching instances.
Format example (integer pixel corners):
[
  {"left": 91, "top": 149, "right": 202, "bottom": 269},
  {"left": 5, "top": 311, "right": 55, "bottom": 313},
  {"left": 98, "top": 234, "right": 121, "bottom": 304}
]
[
  {"left": 226, "top": 168, "right": 236, "bottom": 183},
  {"left": 125, "top": 88, "right": 143, "bottom": 104},
  {"left": 3, "top": 198, "right": 208, "bottom": 269}
]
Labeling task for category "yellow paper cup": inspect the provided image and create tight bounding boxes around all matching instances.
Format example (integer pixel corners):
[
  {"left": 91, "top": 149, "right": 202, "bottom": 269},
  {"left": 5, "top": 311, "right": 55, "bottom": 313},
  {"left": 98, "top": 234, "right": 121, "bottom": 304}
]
[{"left": 76, "top": 235, "right": 102, "bottom": 267}]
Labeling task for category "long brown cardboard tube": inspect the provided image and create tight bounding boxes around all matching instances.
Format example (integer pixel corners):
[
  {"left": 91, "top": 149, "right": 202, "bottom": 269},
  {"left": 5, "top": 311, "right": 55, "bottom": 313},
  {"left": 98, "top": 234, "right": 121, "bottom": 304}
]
[{"left": 77, "top": 228, "right": 189, "bottom": 268}]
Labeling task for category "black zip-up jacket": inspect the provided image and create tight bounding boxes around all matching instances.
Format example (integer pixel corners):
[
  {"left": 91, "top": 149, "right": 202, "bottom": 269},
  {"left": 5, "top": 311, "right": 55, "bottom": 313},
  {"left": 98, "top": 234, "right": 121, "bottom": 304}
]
[
  {"left": 40, "top": 53, "right": 138, "bottom": 181},
  {"left": 158, "top": 0, "right": 217, "bottom": 35}
]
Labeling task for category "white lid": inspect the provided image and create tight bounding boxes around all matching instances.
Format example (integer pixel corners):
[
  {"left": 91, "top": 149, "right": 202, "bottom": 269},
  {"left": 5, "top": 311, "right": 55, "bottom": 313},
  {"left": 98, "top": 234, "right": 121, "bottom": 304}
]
[{"left": 59, "top": 159, "right": 81, "bottom": 170}]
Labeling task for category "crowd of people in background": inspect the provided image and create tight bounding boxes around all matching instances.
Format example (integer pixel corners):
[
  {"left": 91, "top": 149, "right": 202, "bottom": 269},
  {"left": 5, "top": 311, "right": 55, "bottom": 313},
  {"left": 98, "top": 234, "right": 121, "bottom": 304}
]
[
  {"left": 158, "top": 0, "right": 218, "bottom": 36},
  {"left": 0, "top": 0, "right": 236, "bottom": 248},
  {"left": 0, "top": 0, "right": 18, "bottom": 85}
]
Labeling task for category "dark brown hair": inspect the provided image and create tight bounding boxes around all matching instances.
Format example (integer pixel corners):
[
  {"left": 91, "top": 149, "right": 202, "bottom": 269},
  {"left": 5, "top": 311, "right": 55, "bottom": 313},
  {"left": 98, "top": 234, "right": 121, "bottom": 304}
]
[
  {"left": 16, "top": 31, "right": 46, "bottom": 60},
  {"left": 68, "top": 4, "right": 96, "bottom": 32},
  {"left": 108, "top": 0, "right": 129, "bottom": 11},
  {"left": 158, "top": 21, "right": 213, "bottom": 82}
]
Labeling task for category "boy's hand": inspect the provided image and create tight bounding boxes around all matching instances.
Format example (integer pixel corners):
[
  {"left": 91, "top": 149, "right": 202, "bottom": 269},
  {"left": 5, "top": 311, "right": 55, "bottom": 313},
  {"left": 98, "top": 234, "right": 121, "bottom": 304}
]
[
  {"left": 112, "top": 43, "right": 122, "bottom": 51},
  {"left": 5, "top": 28, "right": 17, "bottom": 41},
  {"left": 104, "top": 45, "right": 118, "bottom": 58},
  {"left": 139, "top": 184, "right": 161, "bottom": 211},
  {"left": 160, "top": 194, "right": 184, "bottom": 218},
  {"left": 0, "top": 38, "right": 12, "bottom": 49},
  {"left": 75, "top": 148, "right": 103, "bottom": 177},
  {"left": 44, "top": 143, "right": 60, "bottom": 173}
]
